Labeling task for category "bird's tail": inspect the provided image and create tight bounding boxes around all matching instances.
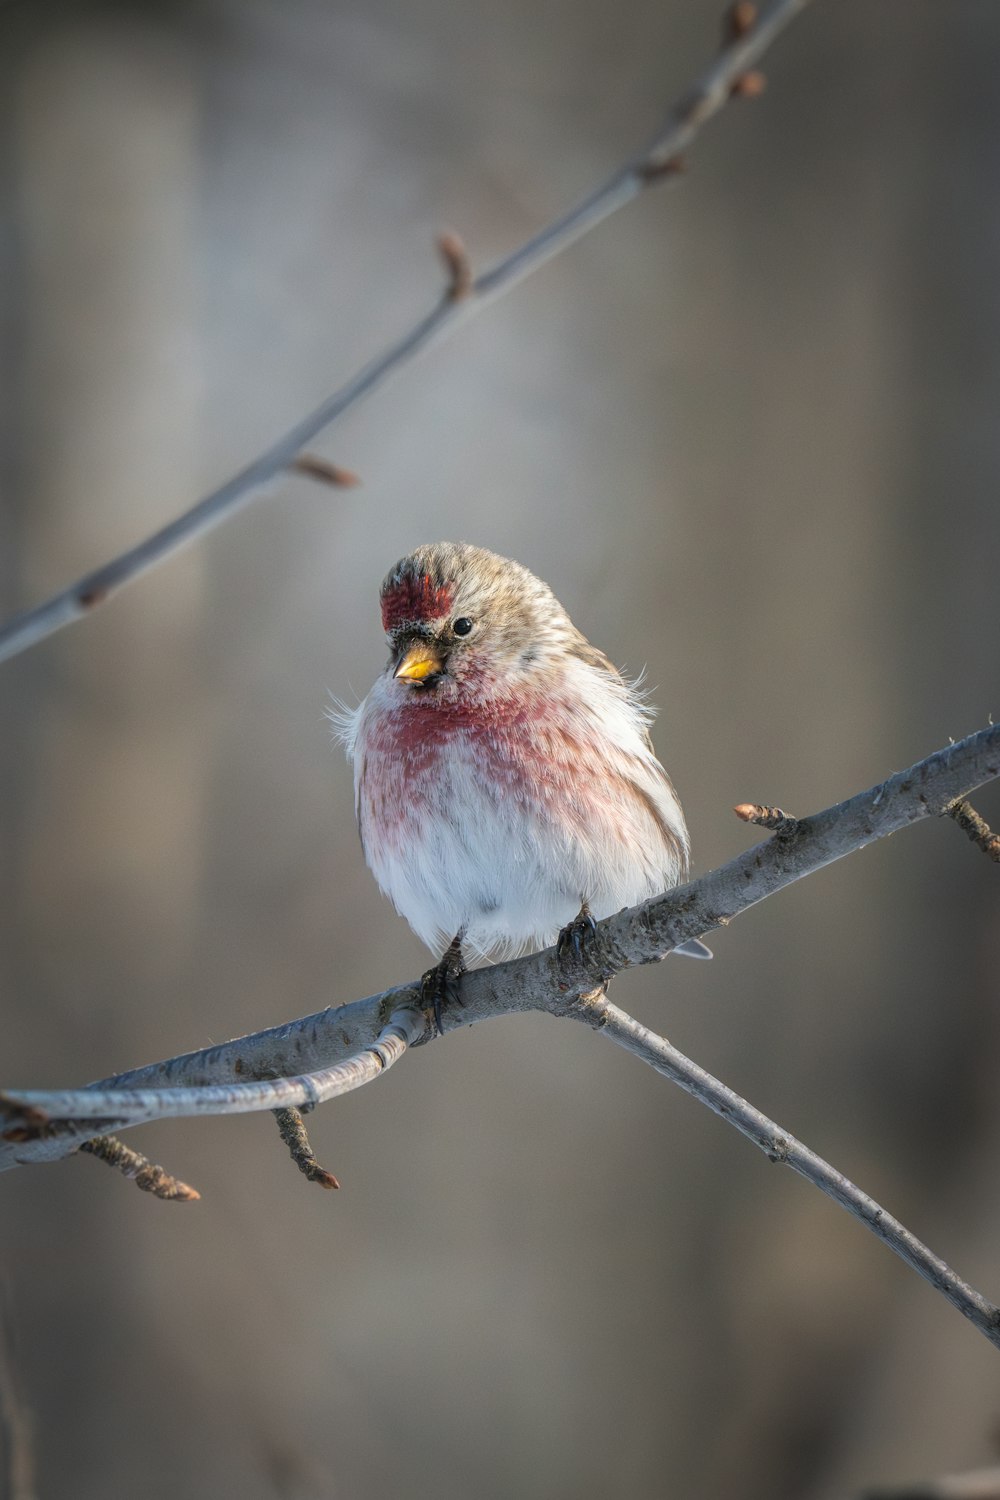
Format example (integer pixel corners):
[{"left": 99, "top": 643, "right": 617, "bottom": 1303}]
[{"left": 673, "top": 939, "right": 712, "bottom": 959}]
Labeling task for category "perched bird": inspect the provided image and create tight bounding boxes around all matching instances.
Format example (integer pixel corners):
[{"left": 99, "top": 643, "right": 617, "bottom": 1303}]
[{"left": 336, "top": 542, "right": 709, "bottom": 1025}]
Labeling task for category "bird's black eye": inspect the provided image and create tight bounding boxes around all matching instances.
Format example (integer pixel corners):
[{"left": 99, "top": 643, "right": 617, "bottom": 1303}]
[{"left": 452, "top": 617, "right": 474, "bottom": 637}]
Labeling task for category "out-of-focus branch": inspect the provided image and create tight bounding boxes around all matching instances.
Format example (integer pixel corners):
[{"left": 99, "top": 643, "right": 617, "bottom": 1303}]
[
  {"left": 863, "top": 1469, "right": 1000, "bottom": 1500},
  {"left": 0, "top": 1282, "right": 35, "bottom": 1500},
  {"left": 0, "top": 0, "right": 813, "bottom": 666},
  {"left": 2, "top": 726, "right": 999, "bottom": 1343}
]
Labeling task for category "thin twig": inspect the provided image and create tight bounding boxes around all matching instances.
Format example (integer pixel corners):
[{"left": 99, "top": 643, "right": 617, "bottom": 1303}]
[
  {"left": 577, "top": 995, "right": 1000, "bottom": 1351},
  {"left": 1, "top": 726, "right": 999, "bottom": 1347},
  {"left": 947, "top": 797, "right": 1000, "bottom": 862},
  {"left": 272, "top": 1107, "right": 340, "bottom": 1189},
  {"left": 0, "top": 0, "right": 813, "bottom": 666},
  {"left": 77, "top": 1135, "right": 201, "bottom": 1201}
]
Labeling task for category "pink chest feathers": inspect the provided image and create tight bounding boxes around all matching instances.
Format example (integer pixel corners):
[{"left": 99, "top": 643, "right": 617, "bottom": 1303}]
[{"left": 359, "top": 692, "right": 608, "bottom": 836}]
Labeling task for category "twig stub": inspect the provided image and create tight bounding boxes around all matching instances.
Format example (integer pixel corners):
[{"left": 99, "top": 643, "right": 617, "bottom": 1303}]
[
  {"left": 78, "top": 1135, "right": 200, "bottom": 1201},
  {"left": 639, "top": 154, "right": 688, "bottom": 185},
  {"left": 273, "top": 1107, "right": 340, "bottom": 1189},
  {"left": 733, "top": 801, "right": 798, "bottom": 834},
  {"left": 731, "top": 69, "right": 768, "bottom": 98},
  {"left": 77, "top": 586, "right": 110, "bottom": 610},
  {"left": 946, "top": 798, "right": 1000, "bottom": 861},
  {"left": 724, "top": 2, "right": 759, "bottom": 43},
  {"left": 436, "top": 231, "right": 473, "bottom": 302},
  {"left": 289, "top": 455, "right": 361, "bottom": 489}
]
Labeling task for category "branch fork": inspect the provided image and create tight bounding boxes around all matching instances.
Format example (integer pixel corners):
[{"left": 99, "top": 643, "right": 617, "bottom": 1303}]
[{"left": 3, "top": 724, "right": 999, "bottom": 1353}]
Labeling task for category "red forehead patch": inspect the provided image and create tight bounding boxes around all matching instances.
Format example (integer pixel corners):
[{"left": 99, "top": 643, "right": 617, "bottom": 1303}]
[{"left": 381, "top": 574, "right": 455, "bottom": 632}]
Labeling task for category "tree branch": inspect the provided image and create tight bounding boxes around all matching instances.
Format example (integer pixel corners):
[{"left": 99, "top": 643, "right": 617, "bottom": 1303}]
[
  {"left": 581, "top": 998, "right": 1000, "bottom": 1350},
  {"left": 2, "top": 725, "right": 998, "bottom": 1343},
  {"left": 0, "top": 0, "right": 813, "bottom": 666},
  {"left": 863, "top": 1470, "right": 1000, "bottom": 1500},
  {"left": 0, "top": 1007, "right": 424, "bottom": 1153}
]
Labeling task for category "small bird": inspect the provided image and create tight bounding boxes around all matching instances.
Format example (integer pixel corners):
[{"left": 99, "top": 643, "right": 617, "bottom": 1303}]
[{"left": 336, "top": 542, "right": 709, "bottom": 1025}]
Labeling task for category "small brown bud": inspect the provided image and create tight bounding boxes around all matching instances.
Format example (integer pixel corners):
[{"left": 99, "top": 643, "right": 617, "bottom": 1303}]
[
  {"left": 436, "top": 230, "right": 473, "bottom": 301},
  {"left": 731, "top": 70, "right": 767, "bottom": 99},
  {"left": 289, "top": 454, "right": 361, "bottom": 488},
  {"left": 724, "top": 2, "right": 758, "bottom": 44},
  {"left": 733, "top": 803, "right": 797, "bottom": 833},
  {"left": 78, "top": 585, "right": 109, "bottom": 610},
  {"left": 639, "top": 154, "right": 688, "bottom": 185}
]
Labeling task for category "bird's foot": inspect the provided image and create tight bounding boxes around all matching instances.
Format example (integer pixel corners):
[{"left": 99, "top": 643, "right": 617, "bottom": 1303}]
[
  {"left": 421, "top": 933, "right": 466, "bottom": 1037},
  {"left": 557, "top": 902, "right": 598, "bottom": 969}
]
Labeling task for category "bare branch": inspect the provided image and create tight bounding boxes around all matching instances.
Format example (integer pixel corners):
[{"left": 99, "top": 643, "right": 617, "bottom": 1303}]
[
  {"left": 578, "top": 997, "right": 1000, "bottom": 1352},
  {"left": 0, "top": 1007, "right": 424, "bottom": 1145},
  {"left": 4, "top": 724, "right": 995, "bottom": 1132},
  {"left": 3, "top": 724, "right": 996, "bottom": 1131},
  {"left": 0, "top": 0, "right": 813, "bottom": 666},
  {"left": 2, "top": 726, "right": 999, "bottom": 1342}
]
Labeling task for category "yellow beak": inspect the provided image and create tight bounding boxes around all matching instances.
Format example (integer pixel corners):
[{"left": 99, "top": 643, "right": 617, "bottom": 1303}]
[{"left": 393, "top": 640, "right": 443, "bottom": 683}]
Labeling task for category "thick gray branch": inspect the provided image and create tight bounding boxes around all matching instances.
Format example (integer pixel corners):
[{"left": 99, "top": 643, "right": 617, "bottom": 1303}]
[
  {"left": 3, "top": 725, "right": 998, "bottom": 1345},
  {"left": 0, "top": 0, "right": 813, "bottom": 665},
  {"left": 4, "top": 723, "right": 996, "bottom": 1141},
  {"left": 0, "top": 1009, "right": 422, "bottom": 1165}
]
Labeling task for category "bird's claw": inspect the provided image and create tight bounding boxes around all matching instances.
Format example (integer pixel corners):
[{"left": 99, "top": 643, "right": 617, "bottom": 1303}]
[
  {"left": 557, "top": 904, "right": 598, "bottom": 968},
  {"left": 421, "top": 937, "right": 466, "bottom": 1037}
]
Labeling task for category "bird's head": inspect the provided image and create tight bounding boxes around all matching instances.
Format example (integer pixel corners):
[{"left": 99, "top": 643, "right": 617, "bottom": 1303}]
[{"left": 379, "top": 542, "right": 577, "bottom": 698}]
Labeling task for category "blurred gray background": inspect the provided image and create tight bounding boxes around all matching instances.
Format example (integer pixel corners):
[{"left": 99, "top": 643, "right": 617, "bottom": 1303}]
[{"left": 2, "top": 1, "right": 999, "bottom": 1496}]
